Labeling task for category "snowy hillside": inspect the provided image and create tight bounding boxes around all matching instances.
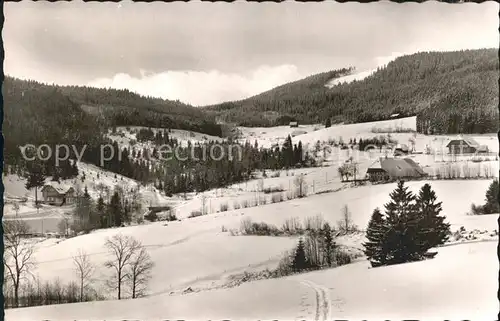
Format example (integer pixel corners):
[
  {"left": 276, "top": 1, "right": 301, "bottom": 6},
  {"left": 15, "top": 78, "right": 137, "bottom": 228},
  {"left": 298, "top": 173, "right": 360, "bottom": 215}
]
[
  {"left": 109, "top": 126, "right": 224, "bottom": 149},
  {"left": 7, "top": 179, "right": 497, "bottom": 302},
  {"left": 4, "top": 117, "right": 498, "bottom": 321},
  {"left": 7, "top": 240, "right": 497, "bottom": 321}
]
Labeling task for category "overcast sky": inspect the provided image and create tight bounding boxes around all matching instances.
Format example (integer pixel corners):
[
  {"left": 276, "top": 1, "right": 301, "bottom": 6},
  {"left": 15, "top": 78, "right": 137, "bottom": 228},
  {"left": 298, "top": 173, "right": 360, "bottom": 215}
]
[{"left": 5, "top": 1, "right": 499, "bottom": 106}]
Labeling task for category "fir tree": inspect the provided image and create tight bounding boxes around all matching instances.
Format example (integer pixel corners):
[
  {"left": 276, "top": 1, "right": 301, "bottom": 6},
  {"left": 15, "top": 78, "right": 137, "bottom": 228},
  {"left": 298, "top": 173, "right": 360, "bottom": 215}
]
[
  {"left": 292, "top": 238, "right": 309, "bottom": 272},
  {"left": 71, "top": 160, "right": 79, "bottom": 177},
  {"left": 483, "top": 179, "right": 499, "bottom": 214},
  {"left": 51, "top": 169, "right": 61, "bottom": 182},
  {"left": 319, "top": 222, "right": 336, "bottom": 267},
  {"left": 24, "top": 162, "right": 46, "bottom": 205},
  {"left": 83, "top": 186, "right": 90, "bottom": 199},
  {"left": 109, "top": 191, "right": 123, "bottom": 227},
  {"left": 383, "top": 180, "right": 419, "bottom": 264},
  {"left": 96, "top": 196, "right": 107, "bottom": 228},
  {"left": 415, "top": 183, "right": 450, "bottom": 252},
  {"left": 363, "top": 208, "right": 389, "bottom": 267}
]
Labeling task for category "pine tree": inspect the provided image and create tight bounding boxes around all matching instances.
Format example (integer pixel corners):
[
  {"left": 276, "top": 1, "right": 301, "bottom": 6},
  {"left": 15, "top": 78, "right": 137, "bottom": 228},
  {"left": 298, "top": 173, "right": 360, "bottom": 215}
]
[
  {"left": 71, "top": 160, "right": 79, "bottom": 177},
  {"left": 415, "top": 183, "right": 450, "bottom": 252},
  {"left": 24, "top": 162, "right": 46, "bottom": 205},
  {"left": 83, "top": 186, "right": 90, "bottom": 199},
  {"left": 383, "top": 180, "right": 419, "bottom": 264},
  {"left": 319, "top": 222, "right": 336, "bottom": 267},
  {"left": 292, "top": 238, "right": 309, "bottom": 272},
  {"left": 109, "top": 191, "right": 123, "bottom": 227},
  {"left": 96, "top": 196, "right": 107, "bottom": 228},
  {"left": 483, "top": 179, "right": 499, "bottom": 214},
  {"left": 51, "top": 169, "right": 61, "bottom": 182},
  {"left": 363, "top": 208, "right": 389, "bottom": 267}
]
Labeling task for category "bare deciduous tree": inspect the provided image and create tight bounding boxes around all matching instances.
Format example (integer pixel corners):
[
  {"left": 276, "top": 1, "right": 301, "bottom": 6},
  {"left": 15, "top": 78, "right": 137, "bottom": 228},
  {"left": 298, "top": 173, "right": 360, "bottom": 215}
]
[
  {"left": 72, "top": 248, "right": 95, "bottom": 302},
  {"left": 3, "top": 220, "right": 37, "bottom": 307},
  {"left": 103, "top": 234, "right": 141, "bottom": 300},
  {"left": 126, "top": 246, "right": 154, "bottom": 298},
  {"left": 12, "top": 202, "right": 20, "bottom": 217},
  {"left": 57, "top": 217, "right": 71, "bottom": 237},
  {"left": 200, "top": 194, "right": 207, "bottom": 215},
  {"left": 257, "top": 178, "right": 265, "bottom": 192},
  {"left": 294, "top": 173, "right": 308, "bottom": 198},
  {"left": 337, "top": 205, "right": 357, "bottom": 234}
]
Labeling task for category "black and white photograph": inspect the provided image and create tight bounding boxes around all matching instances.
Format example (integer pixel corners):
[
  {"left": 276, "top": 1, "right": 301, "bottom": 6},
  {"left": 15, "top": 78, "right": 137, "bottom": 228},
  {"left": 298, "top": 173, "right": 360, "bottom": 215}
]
[{"left": 2, "top": 1, "right": 499, "bottom": 320}]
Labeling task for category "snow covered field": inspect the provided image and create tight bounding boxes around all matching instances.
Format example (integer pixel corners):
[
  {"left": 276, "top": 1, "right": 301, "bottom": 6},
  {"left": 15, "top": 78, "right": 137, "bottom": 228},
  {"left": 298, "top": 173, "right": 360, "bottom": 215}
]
[
  {"left": 7, "top": 240, "right": 497, "bottom": 321},
  {"left": 4, "top": 117, "right": 498, "bottom": 320},
  {"left": 6, "top": 179, "right": 498, "bottom": 303},
  {"left": 109, "top": 126, "right": 223, "bottom": 150}
]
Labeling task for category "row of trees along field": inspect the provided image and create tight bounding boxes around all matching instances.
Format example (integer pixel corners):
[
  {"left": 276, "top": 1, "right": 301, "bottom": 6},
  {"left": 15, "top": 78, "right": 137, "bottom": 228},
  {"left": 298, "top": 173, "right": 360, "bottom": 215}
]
[
  {"left": 207, "top": 49, "right": 498, "bottom": 134},
  {"left": 4, "top": 219, "right": 154, "bottom": 309}
]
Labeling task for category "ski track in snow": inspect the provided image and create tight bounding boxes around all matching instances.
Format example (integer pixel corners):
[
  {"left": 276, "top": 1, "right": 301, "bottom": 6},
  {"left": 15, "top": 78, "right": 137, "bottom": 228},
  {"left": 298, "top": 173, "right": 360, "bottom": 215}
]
[{"left": 300, "top": 280, "right": 333, "bottom": 321}]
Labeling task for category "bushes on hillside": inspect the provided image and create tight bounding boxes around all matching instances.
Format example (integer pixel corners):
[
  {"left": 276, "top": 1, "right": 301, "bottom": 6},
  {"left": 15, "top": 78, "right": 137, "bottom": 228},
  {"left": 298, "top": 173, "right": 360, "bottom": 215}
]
[
  {"left": 239, "top": 216, "right": 330, "bottom": 237},
  {"left": 188, "top": 211, "right": 203, "bottom": 218},
  {"left": 276, "top": 222, "right": 355, "bottom": 276},
  {"left": 144, "top": 211, "right": 158, "bottom": 222},
  {"left": 4, "top": 277, "right": 101, "bottom": 309},
  {"left": 358, "top": 136, "right": 397, "bottom": 151},
  {"left": 239, "top": 218, "right": 281, "bottom": 236},
  {"left": 363, "top": 181, "right": 450, "bottom": 267}
]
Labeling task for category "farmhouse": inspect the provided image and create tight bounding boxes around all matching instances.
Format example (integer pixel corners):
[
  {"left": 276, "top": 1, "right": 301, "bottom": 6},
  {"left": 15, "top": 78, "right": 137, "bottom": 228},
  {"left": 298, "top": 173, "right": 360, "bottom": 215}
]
[
  {"left": 366, "top": 157, "right": 427, "bottom": 182},
  {"left": 446, "top": 138, "right": 489, "bottom": 154},
  {"left": 289, "top": 121, "right": 298, "bottom": 128},
  {"left": 41, "top": 182, "right": 76, "bottom": 206},
  {"left": 394, "top": 144, "right": 410, "bottom": 156}
]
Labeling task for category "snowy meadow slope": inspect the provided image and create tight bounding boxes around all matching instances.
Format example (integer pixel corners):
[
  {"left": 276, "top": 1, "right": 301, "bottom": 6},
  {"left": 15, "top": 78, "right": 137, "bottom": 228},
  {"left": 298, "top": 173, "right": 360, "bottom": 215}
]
[
  {"left": 7, "top": 240, "right": 497, "bottom": 321},
  {"left": 4, "top": 116, "right": 499, "bottom": 320}
]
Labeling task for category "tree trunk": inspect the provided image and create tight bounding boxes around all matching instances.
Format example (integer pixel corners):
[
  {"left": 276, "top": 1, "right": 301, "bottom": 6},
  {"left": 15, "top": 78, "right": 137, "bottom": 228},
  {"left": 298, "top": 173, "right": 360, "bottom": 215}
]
[
  {"left": 14, "top": 281, "right": 19, "bottom": 308},
  {"left": 117, "top": 272, "right": 121, "bottom": 300},
  {"left": 132, "top": 275, "right": 136, "bottom": 299},
  {"left": 80, "top": 278, "right": 84, "bottom": 302}
]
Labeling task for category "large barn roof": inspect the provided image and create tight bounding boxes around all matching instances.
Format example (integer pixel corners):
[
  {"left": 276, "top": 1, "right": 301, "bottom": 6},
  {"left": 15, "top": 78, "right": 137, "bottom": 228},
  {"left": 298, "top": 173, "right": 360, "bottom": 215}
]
[
  {"left": 367, "top": 157, "right": 426, "bottom": 178},
  {"left": 446, "top": 138, "right": 480, "bottom": 148},
  {"left": 42, "top": 181, "right": 74, "bottom": 195}
]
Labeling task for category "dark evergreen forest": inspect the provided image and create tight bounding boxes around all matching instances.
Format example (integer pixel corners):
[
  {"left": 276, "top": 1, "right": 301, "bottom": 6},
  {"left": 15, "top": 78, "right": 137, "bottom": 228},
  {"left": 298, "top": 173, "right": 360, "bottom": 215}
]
[{"left": 206, "top": 49, "right": 499, "bottom": 134}]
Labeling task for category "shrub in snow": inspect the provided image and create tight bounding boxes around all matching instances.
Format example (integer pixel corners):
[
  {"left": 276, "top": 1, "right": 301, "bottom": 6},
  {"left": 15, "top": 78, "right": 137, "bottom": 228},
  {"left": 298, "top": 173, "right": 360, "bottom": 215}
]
[
  {"left": 263, "top": 186, "right": 285, "bottom": 194},
  {"left": 160, "top": 212, "right": 177, "bottom": 222},
  {"left": 219, "top": 202, "right": 229, "bottom": 212},
  {"left": 258, "top": 195, "right": 267, "bottom": 206},
  {"left": 281, "top": 217, "right": 303, "bottom": 235},
  {"left": 271, "top": 171, "right": 281, "bottom": 178},
  {"left": 188, "top": 211, "right": 202, "bottom": 218},
  {"left": 239, "top": 218, "right": 280, "bottom": 236},
  {"left": 271, "top": 192, "right": 284, "bottom": 203},
  {"left": 248, "top": 199, "right": 258, "bottom": 208},
  {"left": 334, "top": 250, "right": 352, "bottom": 266}
]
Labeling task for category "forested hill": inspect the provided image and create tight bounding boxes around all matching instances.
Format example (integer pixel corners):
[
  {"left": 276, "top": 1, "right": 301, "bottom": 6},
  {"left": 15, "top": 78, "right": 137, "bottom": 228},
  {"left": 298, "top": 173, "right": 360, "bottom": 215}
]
[
  {"left": 206, "top": 49, "right": 499, "bottom": 134},
  {"left": 3, "top": 77, "right": 223, "bottom": 168}
]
